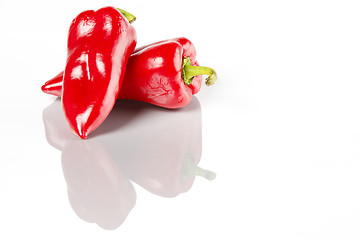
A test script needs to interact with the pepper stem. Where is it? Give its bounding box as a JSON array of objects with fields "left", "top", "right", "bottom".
[
  {"left": 182, "top": 154, "right": 216, "bottom": 181},
  {"left": 182, "top": 57, "right": 217, "bottom": 86},
  {"left": 187, "top": 165, "right": 217, "bottom": 181},
  {"left": 116, "top": 8, "right": 136, "bottom": 23}
]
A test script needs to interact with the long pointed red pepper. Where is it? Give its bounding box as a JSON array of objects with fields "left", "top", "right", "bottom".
[
  {"left": 42, "top": 37, "right": 216, "bottom": 109},
  {"left": 61, "top": 7, "right": 136, "bottom": 139}
]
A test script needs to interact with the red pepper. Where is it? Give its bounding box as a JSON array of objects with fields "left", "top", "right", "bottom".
[
  {"left": 42, "top": 37, "right": 216, "bottom": 109},
  {"left": 61, "top": 7, "right": 136, "bottom": 139}
]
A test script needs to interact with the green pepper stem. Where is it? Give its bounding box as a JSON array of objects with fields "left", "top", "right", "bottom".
[
  {"left": 182, "top": 57, "right": 217, "bottom": 86},
  {"left": 116, "top": 8, "right": 136, "bottom": 23},
  {"left": 187, "top": 165, "right": 217, "bottom": 180},
  {"left": 182, "top": 154, "right": 216, "bottom": 181}
]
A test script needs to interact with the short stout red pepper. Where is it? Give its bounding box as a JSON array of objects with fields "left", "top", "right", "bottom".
[
  {"left": 42, "top": 37, "right": 217, "bottom": 109},
  {"left": 62, "top": 7, "right": 136, "bottom": 139}
]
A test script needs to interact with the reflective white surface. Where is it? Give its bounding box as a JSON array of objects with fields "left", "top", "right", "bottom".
[
  {"left": 1, "top": 0, "right": 360, "bottom": 239},
  {"left": 42, "top": 97, "right": 214, "bottom": 230}
]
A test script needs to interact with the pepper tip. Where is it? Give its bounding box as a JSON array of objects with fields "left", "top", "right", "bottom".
[
  {"left": 41, "top": 84, "right": 48, "bottom": 93},
  {"left": 79, "top": 135, "right": 87, "bottom": 140},
  {"left": 78, "top": 132, "right": 88, "bottom": 140},
  {"left": 75, "top": 128, "right": 88, "bottom": 140}
]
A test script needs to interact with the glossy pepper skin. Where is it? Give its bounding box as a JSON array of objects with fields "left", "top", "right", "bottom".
[
  {"left": 42, "top": 37, "right": 216, "bottom": 109},
  {"left": 62, "top": 7, "right": 136, "bottom": 139}
]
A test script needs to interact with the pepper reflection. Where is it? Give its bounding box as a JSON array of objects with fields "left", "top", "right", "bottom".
[{"left": 42, "top": 97, "right": 215, "bottom": 230}]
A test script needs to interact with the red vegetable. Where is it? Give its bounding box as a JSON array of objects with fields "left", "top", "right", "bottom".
[
  {"left": 42, "top": 37, "right": 217, "bottom": 109},
  {"left": 61, "top": 7, "right": 136, "bottom": 139}
]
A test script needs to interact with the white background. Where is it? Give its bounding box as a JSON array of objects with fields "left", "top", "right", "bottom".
[{"left": 1, "top": 0, "right": 360, "bottom": 239}]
